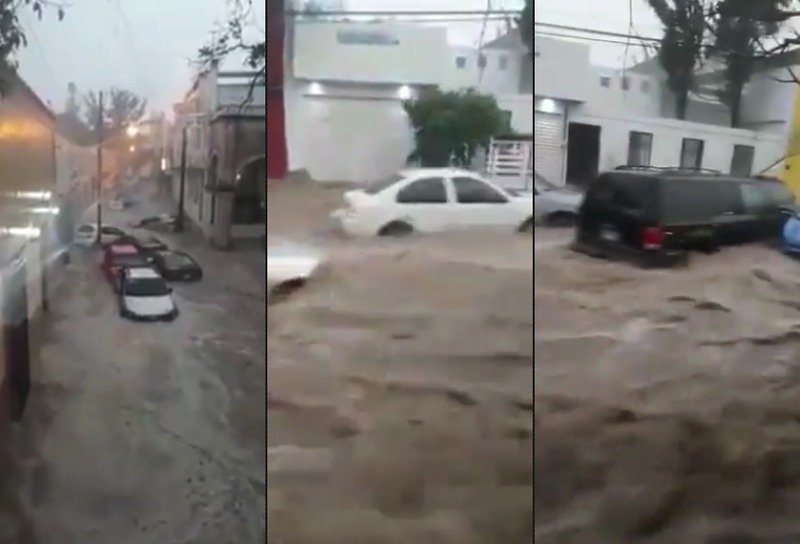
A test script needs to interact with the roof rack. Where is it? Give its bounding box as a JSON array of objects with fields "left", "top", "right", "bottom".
[{"left": 613, "top": 165, "right": 722, "bottom": 175}]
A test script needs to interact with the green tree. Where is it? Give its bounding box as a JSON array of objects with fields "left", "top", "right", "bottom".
[
  {"left": 648, "top": 0, "right": 709, "bottom": 119},
  {"left": 403, "top": 89, "right": 511, "bottom": 168},
  {"left": 82, "top": 88, "right": 147, "bottom": 134},
  {"left": 199, "top": 0, "right": 265, "bottom": 72},
  {"left": 518, "top": 0, "right": 533, "bottom": 57},
  {"left": 710, "top": 0, "right": 790, "bottom": 127}
]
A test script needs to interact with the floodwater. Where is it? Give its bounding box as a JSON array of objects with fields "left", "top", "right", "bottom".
[{"left": 536, "top": 236, "right": 800, "bottom": 543}]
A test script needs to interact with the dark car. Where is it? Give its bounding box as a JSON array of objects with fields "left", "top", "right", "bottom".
[
  {"left": 100, "top": 244, "right": 153, "bottom": 290},
  {"left": 151, "top": 250, "right": 203, "bottom": 281},
  {"left": 572, "top": 168, "right": 796, "bottom": 267},
  {"left": 116, "top": 234, "right": 168, "bottom": 254}
]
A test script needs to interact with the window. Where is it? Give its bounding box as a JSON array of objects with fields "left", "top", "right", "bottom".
[
  {"left": 627, "top": 131, "right": 653, "bottom": 166},
  {"left": 621, "top": 76, "right": 630, "bottom": 91},
  {"left": 477, "top": 54, "right": 487, "bottom": 68},
  {"left": 680, "top": 138, "right": 704, "bottom": 169},
  {"left": 740, "top": 183, "right": 770, "bottom": 213},
  {"left": 641, "top": 80, "right": 650, "bottom": 93},
  {"left": 452, "top": 177, "right": 508, "bottom": 204},
  {"left": 661, "top": 179, "right": 740, "bottom": 223},
  {"left": 498, "top": 55, "right": 508, "bottom": 70},
  {"left": 730, "top": 144, "right": 755, "bottom": 177},
  {"left": 365, "top": 173, "right": 404, "bottom": 195},
  {"left": 763, "top": 181, "right": 795, "bottom": 206},
  {"left": 396, "top": 178, "right": 448, "bottom": 204},
  {"left": 336, "top": 29, "right": 399, "bottom": 46},
  {"left": 500, "top": 109, "right": 512, "bottom": 128},
  {"left": 455, "top": 56, "right": 467, "bottom": 69},
  {"left": 600, "top": 76, "right": 611, "bottom": 88}
]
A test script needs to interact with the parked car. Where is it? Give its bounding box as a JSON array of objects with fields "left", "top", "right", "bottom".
[
  {"left": 100, "top": 244, "right": 152, "bottom": 289},
  {"left": 75, "top": 223, "right": 127, "bottom": 247},
  {"left": 118, "top": 267, "right": 178, "bottom": 321},
  {"left": 117, "top": 234, "right": 168, "bottom": 254},
  {"left": 330, "top": 168, "right": 533, "bottom": 236},
  {"left": 133, "top": 214, "right": 175, "bottom": 230},
  {"left": 573, "top": 167, "right": 796, "bottom": 267},
  {"left": 151, "top": 250, "right": 203, "bottom": 281},
  {"left": 108, "top": 197, "right": 125, "bottom": 211},
  {"left": 267, "top": 241, "right": 320, "bottom": 303},
  {"left": 534, "top": 171, "right": 584, "bottom": 226}
]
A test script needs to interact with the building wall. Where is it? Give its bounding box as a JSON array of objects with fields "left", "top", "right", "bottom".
[
  {"left": 569, "top": 111, "right": 785, "bottom": 175},
  {"left": 284, "top": 79, "right": 414, "bottom": 182},
  {"left": 497, "top": 94, "right": 533, "bottom": 135},
  {"left": 293, "top": 22, "right": 449, "bottom": 85},
  {"left": 534, "top": 36, "right": 592, "bottom": 102}
]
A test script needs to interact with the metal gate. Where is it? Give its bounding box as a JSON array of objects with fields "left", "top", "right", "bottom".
[{"left": 534, "top": 111, "right": 565, "bottom": 185}]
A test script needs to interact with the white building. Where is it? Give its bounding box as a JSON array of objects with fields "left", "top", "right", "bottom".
[{"left": 534, "top": 34, "right": 791, "bottom": 187}]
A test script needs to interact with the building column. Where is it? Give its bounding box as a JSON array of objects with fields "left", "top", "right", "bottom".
[{"left": 210, "top": 191, "right": 233, "bottom": 250}]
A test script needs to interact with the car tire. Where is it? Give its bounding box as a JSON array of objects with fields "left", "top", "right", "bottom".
[
  {"left": 378, "top": 221, "right": 413, "bottom": 237},
  {"left": 545, "top": 212, "right": 576, "bottom": 228}
]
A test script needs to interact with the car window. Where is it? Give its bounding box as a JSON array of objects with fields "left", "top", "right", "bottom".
[
  {"left": 740, "top": 183, "right": 771, "bottom": 213},
  {"left": 364, "top": 173, "right": 404, "bottom": 195},
  {"left": 763, "top": 181, "right": 795, "bottom": 206},
  {"left": 660, "top": 180, "right": 739, "bottom": 223},
  {"left": 78, "top": 225, "right": 94, "bottom": 233},
  {"left": 112, "top": 255, "right": 146, "bottom": 267},
  {"left": 452, "top": 177, "right": 508, "bottom": 204},
  {"left": 396, "top": 177, "right": 448, "bottom": 204},
  {"left": 162, "top": 252, "right": 195, "bottom": 269},
  {"left": 102, "top": 226, "right": 123, "bottom": 235},
  {"left": 124, "top": 278, "right": 170, "bottom": 297}
]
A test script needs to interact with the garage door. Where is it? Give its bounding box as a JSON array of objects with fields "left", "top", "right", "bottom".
[
  {"left": 303, "top": 97, "right": 414, "bottom": 183},
  {"left": 535, "top": 111, "right": 565, "bottom": 185}
]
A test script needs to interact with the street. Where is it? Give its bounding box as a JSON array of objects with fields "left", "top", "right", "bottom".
[{"left": 0, "top": 181, "right": 265, "bottom": 543}]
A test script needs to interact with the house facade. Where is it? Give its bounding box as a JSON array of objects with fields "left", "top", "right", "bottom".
[
  {"left": 169, "top": 65, "right": 265, "bottom": 248},
  {"left": 534, "top": 34, "right": 789, "bottom": 187}
]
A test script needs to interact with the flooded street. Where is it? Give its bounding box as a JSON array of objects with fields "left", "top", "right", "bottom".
[
  {"left": 536, "top": 237, "right": 800, "bottom": 542},
  {"left": 0, "top": 187, "right": 266, "bottom": 543}
]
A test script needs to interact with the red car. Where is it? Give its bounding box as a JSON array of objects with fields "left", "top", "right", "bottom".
[{"left": 100, "top": 244, "right": 151, "bottom": 290}]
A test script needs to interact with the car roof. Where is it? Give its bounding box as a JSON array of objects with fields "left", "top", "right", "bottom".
[
  {"left": 108, "top": 244, "right": 138, "bottom": 254},
  {"left": 126, "top": 267, "right": 160, "bottom": 279},
  {"left": 398, "top": 167, "right": 483, "bottom": 178}
]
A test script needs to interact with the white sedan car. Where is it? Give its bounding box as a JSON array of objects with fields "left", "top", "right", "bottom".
[
  {"left": 74, "top": 223, "right": 127, "bottom": 247},
  {"left": 118, "top": 267, "right": 178, "bottom": 321},
  {"left": 331, "top": 168, "right": 533, "bottom": 237},
  {"left": 267, "top": 242, "right": 321, "bottom": 302},
  {"left": 533, "top": 172, "right": 584, "bottom": 226}
]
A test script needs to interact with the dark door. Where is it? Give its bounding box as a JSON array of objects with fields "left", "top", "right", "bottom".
[
  {"left": 1, "top": 262, "right": 30, "bottom": 422},
  {"left": 566, "top": 123, "right": 601, "bottom": 188}
]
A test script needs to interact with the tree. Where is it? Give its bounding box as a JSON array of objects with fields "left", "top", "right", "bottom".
[
  {"left": 0, "top": 0, "right": 65, "bottom": 94},
  {"left": 198, "top": 0, "right": 265, "bottom": 73},
  {"left": 403, "top": 89, "right": 511, "bottom": 168},
  {"left": 709, "top": 0, "right": 790, "bottom": 127},
  {"left": 82, "top": 88, "right": 147, "bottom": 134},
  {"left": 64, "top": 82, "right": 81, "bottom": 119},
  {"left": 518, "top": 0, "right": 533, "bottom": 57},
  {"left": 648, "top": 0, "right": 709, "bottom": 119}
]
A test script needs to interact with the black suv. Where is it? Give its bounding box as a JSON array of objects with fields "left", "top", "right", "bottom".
[{"left": 572, "top": 167, "right": 796, "bottom": 267}]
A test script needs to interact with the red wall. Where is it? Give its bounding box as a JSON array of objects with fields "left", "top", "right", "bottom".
[{"left": 266, "top": 0, "right": 287, "bottom": 179}]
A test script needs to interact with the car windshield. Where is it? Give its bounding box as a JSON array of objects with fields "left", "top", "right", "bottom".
[
  {"left": 162, "top": 252, "right": 194, "bottom": 269},
  {"left": 124, "top": 278, "right": 170, "bottom": 297},
  {"left": 364, "top": 173, "right": 404, "bottom": 195}
]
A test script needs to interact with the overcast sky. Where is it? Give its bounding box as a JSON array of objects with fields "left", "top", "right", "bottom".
[{"left": 15, "top": 0, "right": 265, "bottom": 115}]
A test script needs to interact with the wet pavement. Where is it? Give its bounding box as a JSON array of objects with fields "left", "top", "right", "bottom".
[{"left": 0, "top": 181, "right": 265, "bottom": 543}]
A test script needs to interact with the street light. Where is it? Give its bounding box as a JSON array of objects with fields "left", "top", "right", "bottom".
[
  {"left": 126, "top": 125, "right": 138, "bottom": 138},
  {"left": 129, "top": 145, "right": 136, "bottom": 153}
]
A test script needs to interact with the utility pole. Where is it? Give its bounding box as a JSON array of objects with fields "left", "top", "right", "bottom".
[
  {"left": 175, "top": 124, "right": 187, "bottom": 233},
  {"left": 95, "top": 91, "right": 104, "bottom": 245}
]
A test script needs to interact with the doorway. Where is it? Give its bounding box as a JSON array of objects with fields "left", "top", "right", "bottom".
[{"left": 566, "top": 123, "right": 601, "bottom": 188}]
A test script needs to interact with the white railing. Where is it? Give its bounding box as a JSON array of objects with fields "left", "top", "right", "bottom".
[{"left": 486, "top": 138, "right": 533, "bottom": 190}]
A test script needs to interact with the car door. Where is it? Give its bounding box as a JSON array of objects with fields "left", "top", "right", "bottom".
[
  {"left": 392, "top": 177, "right": 452, "bottom": 232},
  {"left": 450, "top": 176, "right": 512, "bottom": 230}
]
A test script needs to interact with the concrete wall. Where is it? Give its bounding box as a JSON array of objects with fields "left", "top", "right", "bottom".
[
  {"left": 569, "top": 110, "right": 786, "bottom": 175},
  {"left": 497, "top": 94, "right": 534, "bottom": 135},
  {"left": 293, "top": 22, "right": 449, "bottom": 85},
  {"left": 534, "top": 36, "right": 593, "bottom": 102}
]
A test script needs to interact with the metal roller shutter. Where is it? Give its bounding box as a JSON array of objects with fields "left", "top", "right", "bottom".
[{"left": 534, "top": 111, "right": 565, "bottom": 185}]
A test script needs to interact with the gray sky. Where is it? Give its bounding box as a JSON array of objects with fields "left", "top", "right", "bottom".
[
  {"left": 536, "top": 0, "right": 663, "bottom": 67},
  {"left": 15, "top": 0, "right": 265, "bottom": 115}
]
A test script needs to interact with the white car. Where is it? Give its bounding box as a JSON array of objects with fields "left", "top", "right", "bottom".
[
  {"left": 108, "top": 197, "right": 124, "bottom": 211},
  {"left": 331, "top": 168, "right": 533, "bottom": 236},
  {"left": 533, "top": 172, "right": 584, "bottom": 226},
  {"left": 74, "top": 223, "right": 127, "bottom": 247},
  {"left": 267, "top": 242, "right": 320, "bottom": 302},
  {"left": 118, "top": 267, "right": 178, "bottom": 321}
]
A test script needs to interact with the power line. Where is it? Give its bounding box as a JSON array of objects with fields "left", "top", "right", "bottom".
[
  {"left": 287, "top": 9, "right": 521, "bottom": 17},
  {"left": 536, "top": 22, "right": 660, "bottom": 43},
  {"left": 536, "top": 31, "right": 654, "bottom": 48}
]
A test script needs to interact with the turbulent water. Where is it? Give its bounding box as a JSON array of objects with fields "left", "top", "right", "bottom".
[{"left": 536, "top": 241, "right": 800, "bottom": 543}]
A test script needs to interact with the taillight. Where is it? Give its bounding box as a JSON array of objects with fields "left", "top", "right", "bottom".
[{"left": 641, "top": 227, "right": 665, "bottom": 250}]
